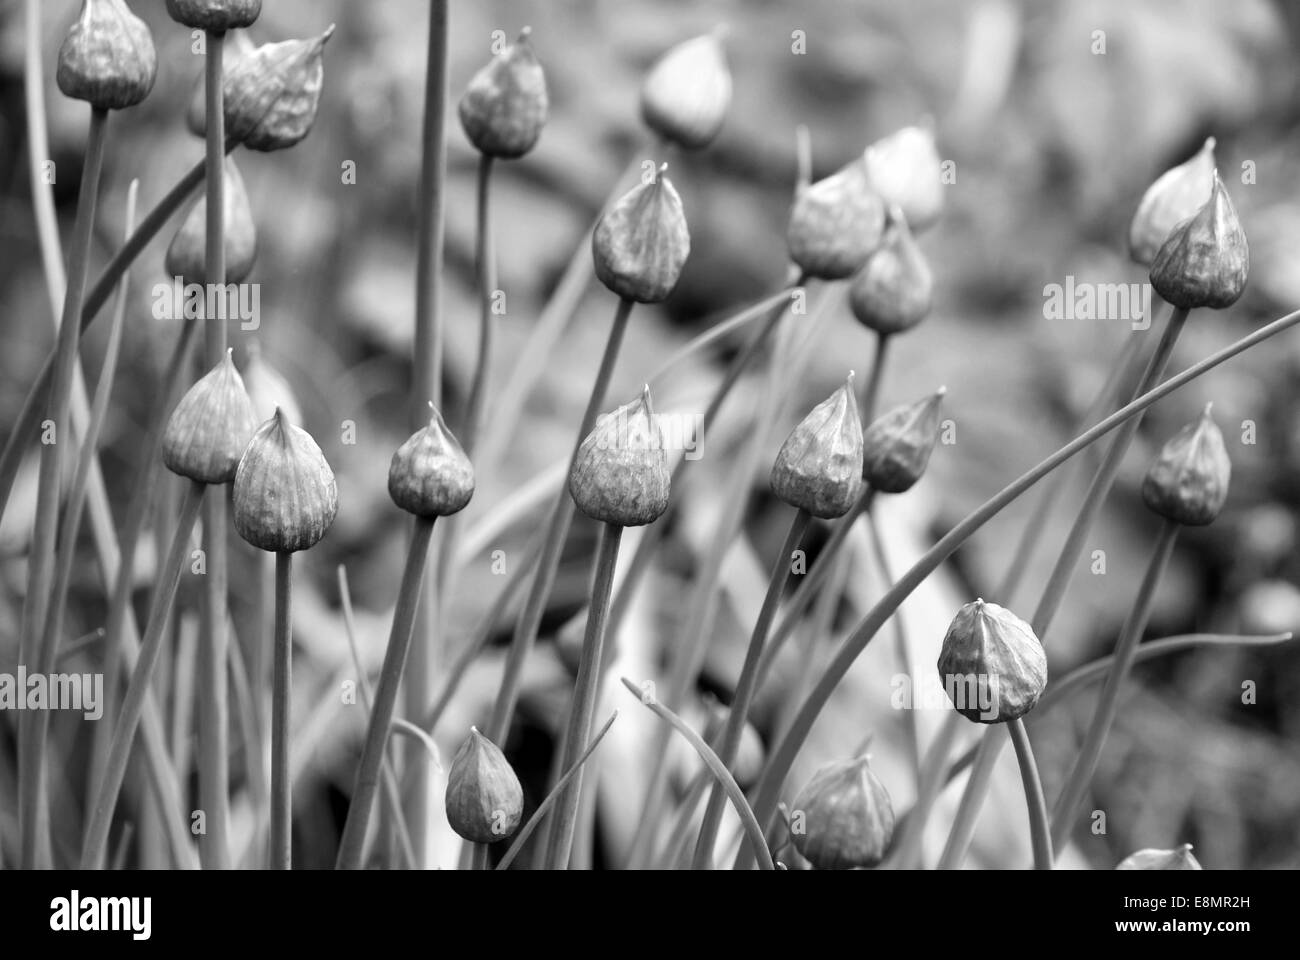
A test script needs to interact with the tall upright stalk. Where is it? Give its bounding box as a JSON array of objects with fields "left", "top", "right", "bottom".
[{"left": 271, "top": 552, "right": 294, "bottom": 868}]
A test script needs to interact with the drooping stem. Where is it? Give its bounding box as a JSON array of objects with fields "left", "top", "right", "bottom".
[
  {"left": 271, "top": 551, "right": 293, "bottom": 869},
  {"left": 1008, "top": 718, "right": 1053, "bottom": 870}
]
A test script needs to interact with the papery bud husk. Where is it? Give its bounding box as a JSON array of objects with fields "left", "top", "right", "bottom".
[
  {"left": 445, "top": 728, "right": 524, "bottom": 843},
  {"left": 186, "top": 28, "right": 257, "bottom": 137},
  {"left": 1116, "top": 844, "right": 1202, "bottom": 870},
  {"left": 223, "top": 26, "right": 334, "bottom": 152},
  {"left": 1142, "top": 404, "right": 1230, "bottom": 526},
  {"left": 771, "top": 373, "right": 864, "bottom": 519},
  {"left": 863, "top": 125, "right": 944, "bottom": 233},
  {"left": 787, "top": 157, "right": 886, "bottom": 280},
  {"left": 56, "top": 0, "right": 158, "bottom": 111},
  {"left": 233, "top": 408, "right": 338, "bottom": 552},
  {"left": 593, "top": 170, "right": 690, "bottom": 303},
  {"left": 1149, "top": 172, "right": 1248, "bottom": 310},
  {"left": 570, "top": 386, "right": 670, "bottom": 526},
  {"left": 164, "top": 157, "right": 257, "bottom": 284},
  {"left": 166, "top": 0, "right": 260, "bottom": 31},
  {"left": 848, "top": 210, "right": 934, "bottom": 335},
  {"left": 162, "top": 348, "right": 257, "bottom": 484},
  {"left": 861, "top": 388, "right": 944, "bottom": 493},
  {"left": 459, "top": 28, "right": 549, "bottom": 159},
  {"left": 241, "top": 341, "right": 301, "bottom": 426},
  {"left": 936, "top": 599, "right": 1047, "bottom": 724},
  {"left": 639, "top": 29, "right": 732, "bottom": 150},
  {"left": 388, "top": 404, "right": 475, "bottom": 519},
  {"left": 791, "top": 755, "right": 894, "bottom": 869},
  {"left": 1128, "top": 137, "right": 1216, "bottom": 266}
]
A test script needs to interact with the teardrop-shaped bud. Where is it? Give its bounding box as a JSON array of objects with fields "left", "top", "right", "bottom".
[
  {"left": 1128, "top": 137, "right": 1216, "bottom": 266},
  {"left": 790, "top": 755, "right": 895, "bottom": 869},
  {"left": 1149, "top": 172, "right": 1249, "bottom": 310},
  {"left": 570, "top": 386, "right": 670, "bottom": 527},
  {"left": 165, "top": 0, "right": 260, "bottom": 31},
  {"left": 1142, "top": 404, "right": 1230, "bottom": 526},
  {"left": 771, "top": 373, "right": 864, "bottom": 519},
  {"left": 241, "top": 341, "right": 301, "bottom": 426},
  {"left": 863, "top": 125, "right": 944, "bottom": 233},
  {"left": 223, "top": 26, "right": 334, "bottom": 152},
  {"left": 861, "top": 388, "right": 945, "bottom": 493},
  {"left": 186, "top": 28, "right": 257, "bottom": 137},
  {"left": 787, "top": 157, "right": 886, "bottom": 280},
  {"left": 1116, "top": 844, "right": 1202, "bottom": 870},
  {"left": 164, "top": 157, "right": 257, "bottom": 284},
  {"left": 639, "top": 28, "right": 732, "bottom": 150},
  {"left": 56, "top": 0, "right": 158, "bottom": 111},
  {"left": 848, "top": 210, "right": 934, "bottom": 335},
  {"left": 458, "top": 27, "right": 548, "bottom": 159},
  {"left": 163, "top": 348, "right": 257, "bottom": 484},
  {"left": 592, "top": 167, "right": 690, "bottom": 303},
  {"left": 445, "top": 727, "right": 524, "bottom": 843},
  {"left": 936, "top": 599, "right": 1047, "bottom": 724},
  {"left": 387, "top": 403, "right": 475, "bottom": 519},
  {"left": 233, "top": 409, "right": 338, "bottom": 552}
]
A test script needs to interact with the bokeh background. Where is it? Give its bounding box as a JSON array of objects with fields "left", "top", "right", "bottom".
[{"left": 1, "top": 0, "right": 1298, "bottom": 868}]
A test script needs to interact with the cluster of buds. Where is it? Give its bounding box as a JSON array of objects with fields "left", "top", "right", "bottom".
[
  {"left": 790, "top": 754, "right": 895, "bottom": 869},
  {"left": 459, "top": 28, "right": 549, "bottom": 159},
  {"left": 569, "top": 386, "right": 671, "bottom": 527},
  {"left": 936, "top": 599, "right": 1048, "bottom": 724},
  {"left": 445, "top": 728, "right": 524, "bottom": 843}
]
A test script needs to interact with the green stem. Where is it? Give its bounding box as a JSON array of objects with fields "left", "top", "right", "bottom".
[
  {"left": 464, "top": 152, "right": 496, "bottom": 453},
  {"left": 1008, "top": 718, "right": 1053, "bottom": 870},
  {"left": 271, "top": 551, "right": 293, "bottom": 869},
  {"left": 863, "top": 332, "right": 890, "bottom": 424}
]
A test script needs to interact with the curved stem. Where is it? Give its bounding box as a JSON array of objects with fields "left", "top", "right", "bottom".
[
  {"left": 271, "top": 551, "right": 293, "bottom": 869},
  {"left": 1008, "top": 718, "right": 1053, "bottom": 870}
]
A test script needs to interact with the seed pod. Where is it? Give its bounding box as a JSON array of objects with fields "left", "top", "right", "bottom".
[
  {"left": 162, "top": 348, "right": 257, "bottom": 484},
  {"left": 1149, "top": 172, "right": 1248, "bottom": 310},
  {"left": 241, "top": 341, "right": 301, "bottom": 426},
  {"left": 787, "top": 157, "right": 886, "bottom": 280},
  {"left": 1116, "top": 844, "right": 1202, "bottom": 870},
  {"left": 56, "top": 0, "right": 158, "bottom": 111},
  {"left": 388, "top": 404, "right": 474, "bottom": 519},
  {"left": 223, "top": 25, "right": 334, "bottom": 152},
  {"left": 848, "top": 209, "right": 934, "bottom": 335},
  {"left": 165, "top": 0, "right": 260, "bottom": 31},
  {"left": 771, "top": 373, "right": 864, "bottom": 519},
  {"left": 937, "top": 599, "right": 1047, "bottom": 724},
  {"left": 233, "top": 408, "right": 338, "bottom": 553},
  {"left": 445, "top": 727, "right": 524, "bottom": 843},
  {"left": 703, "top": 706, "right": 766, "bottom": 790},
  {"left": 639, "top": 28, "right": 732, "bottom": 150},
  {"left": 593, "top": 167, "right": 690, "bottom": 303},
  {"left": 790, "top": 755, "right": 894, "bottom": 870},
  {"left": 570, "top": 385, "right": 670, "bottom": 527},
  {"left": 186, "top": 28, "right": 257, "bottom": 137},
  {"left": 861, "top": 388, "right": 945, "bottom": 493},
  {"left": 1142, "top": 404, "right": 1230, "bottom": 526},
  {"left": 458, "top": 27, "right": 548, "bottom": 159},
  {"left": 1128, "top": 137, "right": 1216, "bottom": 266},
  {"left": 863, "top": 124, "right": 944, "bottom": 233},
  {"left": 164, "top": 157, "right": 257, "bottom": 284}
]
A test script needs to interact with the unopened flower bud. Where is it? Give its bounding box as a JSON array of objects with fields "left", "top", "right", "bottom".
[
  {"left": 162, "top": 348, "right": 257, "bottom": 484},
  {"left": 241, "top": 341, "right": 301, "bottom": 426},
  {"left": 165, "top": 0, "right": 260, "bottom": 31},
  {"left": 388, "top": 403, "right": 475, "bottom": 519},
  {"left": 233, "top": 408, "right": 338, "bottom": 552},
  {"left": 1128, "top": 137, "right": 1216, "bottom": 266},
  {"left": 593, "top": 168, "right": 690, "bottom": 303},
  {"left": 1116, "top": 844, "right": 1202, "bottom": 870},
  {"left": 787, "top": 157, "right": 886, "bottom": 280},
  {"left": 164, "top": 157, "right": 257, "bottom": 284},
  {"left": 186, "top": 28, "right": 256, "bottom": 137},
  {"left": 56, "top": 0, "right": 158, "bottom": 111},
  {"left": 937, "top": 599, "right": 1047, "bottom": 724},
  {"left": 848, "top": 209, "right": 933, "bottom": 335},
  {"left": 570, "top": 386, "right": 670, "bottom": 527},
  {"left": 771, "top": 373, "right": 864, "bottom": 519},
  {"left": 791, "top": 755, "right": 894, "bottom": 869},
  {"left": 1142, "top": 404, "right": 1230, "bottom": 526},
  {"left": 445, "top": 728, "right": 524, "bottom": 843},
  {"left": 863, "top": 125, "right": 944, "bottom": 233},
  {"left": 861, "top": 388, "right": 944, "bottom": 493},
  {"left": 223, "top": 26, "right": 334, "bottom": 152},
  {"left": 458, "top": 27, "right": 548, "bottom": 159},
  {"left": 1149, "top": 172, "right": 1248, "bottom": 310},
  {"left": 639, "top": 28, "right": 732, "bottom": 150}
]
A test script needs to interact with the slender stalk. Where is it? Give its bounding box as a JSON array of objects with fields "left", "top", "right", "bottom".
[
  {"left": 271, "top": 551, "right": 293, "bottom": 869},
  {"left": 485, "top": 298, "right": 634, "bottom": 744},
  {"left": 464, "top": 153, "right": 496, "bottom": 453},
  {"left": 865, "top": 507, "right": 919, "bottom": 778},
  {"left": 1050, "top": 518, "right": 1179, "bottom": 849},
  {"left": 546, "top": 524, "right": 623, "bottom": 868},
  {"left": 82, "top": 481, "right": 204, "bottom": 869},
  {"left": 862, "top": 332, "right": 890, "bottom": 423},
  {"left": 1008, "top": 718, "right": 1052, "bottom": 870},
  {"left": 657, "top": 769, "right": 712, "bottom": 869},
  {"left": 692, "top": 508, "right": 810, "bottom": 868},
  {"left": 337, "top": 516, "right": 437, "bottom": 870}
]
